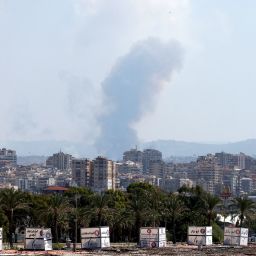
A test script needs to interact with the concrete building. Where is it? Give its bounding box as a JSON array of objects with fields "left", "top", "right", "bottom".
[
  {"left": 46, "top": 151, "right": 72, "bottom": 170},
  {"left": 0, "top": 148, "right": 17, "bottom": 167},
  {"left": 92, "top": 156, "right": 116, "bottom": 193},
  {"left": 148, "top": 160, "right": 165, "bottom": 178},
  {"left": 223, "top": 169, "right": 240, "bottom": 197},
  {"left": 238, "top": 153, "right": 246, "bottom": 170},
  {"left": 196, "top": 154, "right": 222, "bottom": 194},
  {"left": 116, "top": 161, "right": 142, "bottom": 174},
  {"left": 240, "top": 177, "right": 253, "bottom": 195},
  {"left": 215, "top": 152, "right": 238, "bottom": 169},
  {"left": 72, "top": 158, "right": 93, "bottom": 187},
  {"left": 142, "top": 149, "right": 162, "bottom": 173},
  {"left": 123, "top": 148, "right": 143, "bottom": 165}
]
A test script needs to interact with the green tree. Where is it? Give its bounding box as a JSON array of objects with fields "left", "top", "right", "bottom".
[
  {"left": 164, "top": 194, "right": 187, "bottom": 243},
  {"left": 127, "top": 183, "right": 157, "bottom": 242},
  {"left": 0, "top": 188, "right": 29, "bottom": 247},
  {"left": 86, "top": 193, "right": 112, "bottom": 226},
  {"left": 40, "top": 194, "right": 71, "bottom": 242},
  {"left": 232, "top": 197, "right": 256, "bottom": 227},
  {"left": 201, "top": 193, "right": 221, "bottom": 226}
]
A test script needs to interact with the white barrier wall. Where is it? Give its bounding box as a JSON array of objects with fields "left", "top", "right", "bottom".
[
  {"left": 81, "top": 227, "right": 110, "bottom": 249},
  {"left": 188, "top": 226, "right": 212, "bottom": 245},
  {"left": 25, "top": 228, "right": 52, "bottom": 250},
  {"left": 0, "top": 228, "right": 2, "bottom": 251},
  {"left": 140, "top": 227, "right": 166, "bottom": 248},
  {"left": 224, "top": 227, "right": 248, "bottom": 246}
]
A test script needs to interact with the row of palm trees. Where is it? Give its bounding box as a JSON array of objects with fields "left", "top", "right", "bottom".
[{"left": 0, "top": 183, "right": 255, "bottom": 248}]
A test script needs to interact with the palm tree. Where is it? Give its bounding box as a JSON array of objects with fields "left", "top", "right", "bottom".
[
  {"left": 86, "top": 193, "right": 111, "bottom": 226},
  {"left": 40, "top": 194, "right": 71, "bottom": 242},
  {"left": 201, "top": 193, "right": 221, "bottom": 226},
  {"left": 0, "top": 188, "right": 29, "bottom": 247},
  {"left": 127, "top": 183, "right": 153, "bottom": 242},
  {"left": 232, "top": 197, "right": 256, "bottom": 227},
  {"left": 164, "top": 194, "right": 187, "bottom": 244}
]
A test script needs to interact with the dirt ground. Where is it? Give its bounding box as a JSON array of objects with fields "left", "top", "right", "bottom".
[{"left": 2, "top": 245, "right": 256, "bottom": 256}]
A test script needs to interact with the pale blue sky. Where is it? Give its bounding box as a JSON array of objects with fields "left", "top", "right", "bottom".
[{"left": 0, "top": 0, "right": 256, "bottom": 147}]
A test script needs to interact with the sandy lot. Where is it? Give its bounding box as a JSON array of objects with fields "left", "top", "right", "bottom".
[{"left": 1, "top": 245, "right": 256, "bottom": 256}]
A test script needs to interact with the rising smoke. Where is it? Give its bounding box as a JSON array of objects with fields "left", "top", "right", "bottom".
[{"left": 96, "top": 38, "right": 184, "bottom": 159}]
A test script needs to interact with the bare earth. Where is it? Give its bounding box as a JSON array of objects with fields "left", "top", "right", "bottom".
[{"left": 2, "top": 244, "right": 256, "bottom": 256}]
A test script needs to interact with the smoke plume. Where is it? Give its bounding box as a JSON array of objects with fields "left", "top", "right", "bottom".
[{"left": 96, "top": 38, "right": 184, "bottom": 159}]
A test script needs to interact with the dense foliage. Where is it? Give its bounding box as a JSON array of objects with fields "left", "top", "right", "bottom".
[{"left": 0, "top": 184, "right": 255, "bottom": 247}]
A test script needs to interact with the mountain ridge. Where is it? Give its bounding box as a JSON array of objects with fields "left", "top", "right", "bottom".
[{"left": 1, "top": 139, "right": 256, "bottom": 159}]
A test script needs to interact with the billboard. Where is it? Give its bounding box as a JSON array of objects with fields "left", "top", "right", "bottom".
[
  {"left": 81, "top": 237, "right": 110, "bottom": 248},
  {"left": 139, "top": 227, "right": 166, "bottom": 248},
  {"left": 188, "top": 226, "right": 212, "bottom": 245},
  {"left": 0, "top": 228, "right": 2, "bottom": 251},
  {"left": 81, "top": 227, "right": 110, "bottom": 249},
  {"left": 224, "top": 227, "right": 248, "bottom": 246},
  {"left": 25, "top": 228, "right": 52, "bottom": 250},
  {"left": 188, "top": 235, "right": 212, "bottom": 245}
]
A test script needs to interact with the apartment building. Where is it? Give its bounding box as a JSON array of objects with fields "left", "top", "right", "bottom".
[
  {"left": 123, "top": 148, "right": 143, "bottom": 165},
  {"left": 92, "top": 156, "right": 116, "bottom": 193},
  {"left": 72, "top": 158, "right": 93, "bottom": 187},
  {"left": 142, "top": 149, "right": 162, "bottom": 173},
  {"left": 46, "top": 151, "right": 72, "bottom": 170},
  {"left": 0, "top": 148, "right": 17, "bottom": 167}
]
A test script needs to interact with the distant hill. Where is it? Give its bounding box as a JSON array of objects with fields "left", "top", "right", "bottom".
[
  {"left": 143, "top": 139, "right": 256, "bottom": 157},
  {"left": 1, "top": 139, "right": 256, "bottom": 160},
  {"left": 17, "top": 156, "right": 48, "bottom": 166}
]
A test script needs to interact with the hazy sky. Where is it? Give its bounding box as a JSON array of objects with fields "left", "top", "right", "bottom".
[{"left": 1, "top": 0, "right": 256, "bottom": 147}]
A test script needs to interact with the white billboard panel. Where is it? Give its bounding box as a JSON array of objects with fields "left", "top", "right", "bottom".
[
  {"left": 140, "top": 240, "right": 166, "bottom": 248},
  {"left": 81, "top": 227, "right": 110, "bottom": 239},
  {"left": 140, "top": 234, "right": 158, "bottom": 240},
  {"left": 241, "top": 228, "right": 249, "bottom": 237},
  {"left": 140, "top": 227, "right": 166, "bottom": 235},
  {"left": 81, "top": 237, "right": 110, "bottom": 248},
  {"left": 139, "top": 227, "right": 166, "bottom": 248},
  {"left": 25, "top": 228, "right": 44, "bottom": 239},
  {"left": 188, "top": 235, "right": 212, "bottom": 245},
  {"left": 224, "top": 227, "right": 248, "bottom": 246},
  {"left": 224, "top": 227, "right": 241, "bottom": 236},
  {"left": 240, "top": 236, "right": 248, "bottom": 246},
  {"left": 25, "top": 239, "right": 45, "bottom": 250},
  {"left": 81, "top": 228, "right": 101, "bottom": 238},
  {"left": 0, "top": 228, "right": 2, "bottom": 251},
  {"left": 188, "top": 226, "right": 212, "bottom": 236},
  {"left": 25, "top": 228, "right": 52, "bottom": 250},
  {"left": 100, "top": 227, "right": 110, "bottom": 238},
  {"left": 224, "top": 234, "right": 248, "bottom": 246}
]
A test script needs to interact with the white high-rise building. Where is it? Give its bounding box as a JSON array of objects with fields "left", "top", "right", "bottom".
[{"left": 92, "top": 156, "right": 116, "bottom": 193}]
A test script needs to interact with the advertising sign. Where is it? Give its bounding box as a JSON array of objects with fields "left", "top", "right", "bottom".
[
  {"left": 81, "top": 237, "right": 110, "bottom": 248},
  {"left": 0, "top": 228, "right": 2, "bottom": 251},
  {"left": 139, "top": 227, "right": 166, "bottom": 248},
  {"left": 224, "top": 227, "right": 248, "bottom": 246},
  {"left": 25, "top": 228, "right": 52, "bottom": 250},
  {"left": 188, "top": 235, "right": 212, "bottom": 245},
  {"left": 188, "top": 226, "right": 212, "bottom": 236},
  {"left": 81, "top": 227, "right": 110, "bottom": 249}
]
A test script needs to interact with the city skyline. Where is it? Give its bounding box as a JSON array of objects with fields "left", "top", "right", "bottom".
[{"left": 1, "top": 1, "right": 256, "bottom": 157}]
